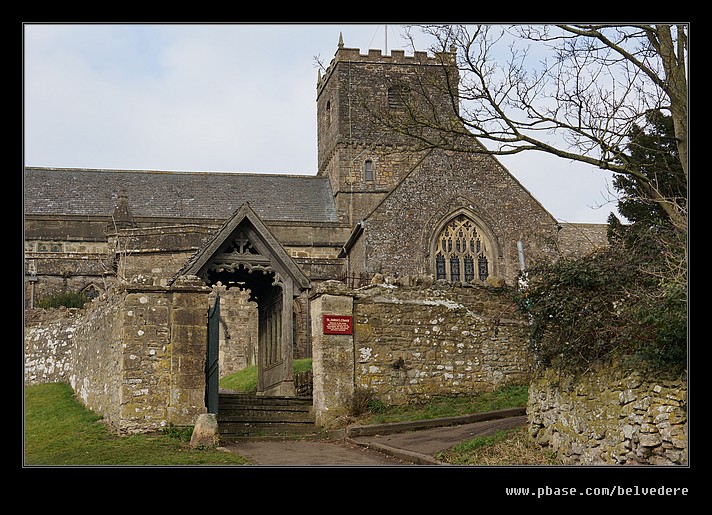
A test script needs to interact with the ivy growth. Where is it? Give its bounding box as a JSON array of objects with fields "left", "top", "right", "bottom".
[
  {"left": 514, "top": 227, "right": 686, "bottom": 374},
  {"left": 514, "top": 111, "right": 687, "bottom": 374},
  {"left": 36, "top": 291, "right": 90, "bottom": 309}
]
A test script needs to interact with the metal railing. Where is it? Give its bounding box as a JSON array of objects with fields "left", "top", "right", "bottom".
[{"left": 339, "top": 271, "right": 372, "bottom": 289}]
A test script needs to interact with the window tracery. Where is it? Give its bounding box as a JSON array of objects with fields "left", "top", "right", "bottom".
[
  {"left": 434, "top": 214, "right": 490, "bottom": 283},
  {"left": 81, "top": 283, "right": 103, "bottom": 300}
]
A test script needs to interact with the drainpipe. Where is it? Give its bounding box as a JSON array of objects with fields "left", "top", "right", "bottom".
[{"left": 28, "top": 271, "right": 38, "bottom": 309}]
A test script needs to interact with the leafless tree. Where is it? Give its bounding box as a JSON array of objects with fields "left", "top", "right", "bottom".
[{"left": 388, "top": 24, "right": 687, "bottom": 232}]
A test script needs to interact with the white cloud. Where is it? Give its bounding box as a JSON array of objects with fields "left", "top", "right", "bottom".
[
  {"left": 23, "top": 23, "right": 617, "bottom": 223},
  {"left": 498, "top": 152, "right": 619, "bottom": 224}
]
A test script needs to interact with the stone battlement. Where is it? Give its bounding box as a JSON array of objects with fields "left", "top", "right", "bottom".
[{"left": 317, "top": 40, "right": 455, "bottom": 94}]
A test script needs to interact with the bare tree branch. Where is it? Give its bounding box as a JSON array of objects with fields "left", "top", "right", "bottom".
[{"left": 376, "top": 24, "right": 688, "bottom": 232}]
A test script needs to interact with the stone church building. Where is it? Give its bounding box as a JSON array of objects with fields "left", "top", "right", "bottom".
[{"left": 24, "top": 36, "right": 607, "bottom": 430}]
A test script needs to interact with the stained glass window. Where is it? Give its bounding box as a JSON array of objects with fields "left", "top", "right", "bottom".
[
  {"left": 433, "top": 214, "right": 490, "bottom": 283},
  {"left": 478, "top": 256, "right": 489, "bottom": 282},
  {"left": 450, "top": 255, "right": 460, "bottom": 282},
  {"left": 436, "top": 253, "right": 446, "bottom": 280},
  {"left": 464, "top": 255, "right": 475, "bottom": 282}
]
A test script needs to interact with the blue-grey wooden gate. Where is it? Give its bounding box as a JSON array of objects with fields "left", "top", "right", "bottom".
[{"left": 206, "top": 293, "right": 220, "bottom": 414}]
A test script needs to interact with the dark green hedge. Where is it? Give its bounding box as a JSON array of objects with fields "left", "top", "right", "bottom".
[{"left": 514, "top": 229, "right": 686, "bottom": 374}]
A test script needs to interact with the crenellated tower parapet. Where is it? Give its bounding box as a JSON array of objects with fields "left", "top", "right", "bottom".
[
  {"left": 316, "top": 33, "right": 456, "bottom": 97},
  {"left": 316, "top": 33, "right": 458, "bottom": 225}
]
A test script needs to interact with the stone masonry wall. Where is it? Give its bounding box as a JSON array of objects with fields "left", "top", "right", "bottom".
[
  {"left": 557, "top": 223, "right": 609, "bottom": 258},
  {"left": 310, "top": 286, "right": 355, "bottom": 428},
  {"left": 360, "top": 149, "right": 560, "bottom": 286},
  {"left": 210, "top": 285, "right": 258, "bottom": 375},
  {"left": 25, "top": 278, "right": 211, "bottom": 434},
  {"left": 25, "top": 293, "right": 124, "bottom": 429},
  {"left": 353, "top": 281, "right": 532, "bottom": 405},
  {"left": 119, "top": 288, "right": 174, "bottom": 433},
  {"left": 528, "top": 363, "right": 688, "bottom": 465}
]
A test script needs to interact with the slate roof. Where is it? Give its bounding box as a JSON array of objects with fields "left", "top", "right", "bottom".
[{"left": 23, "top": 167, "right": 338, "bottom": 223}]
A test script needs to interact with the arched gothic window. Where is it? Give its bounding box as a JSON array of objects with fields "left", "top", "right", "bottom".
[
  {"left": 81, "top": 283, "right": 103, "bottom": 300},
  {"left": 434, "top": 214, "right": 490, "bottom": 283}
]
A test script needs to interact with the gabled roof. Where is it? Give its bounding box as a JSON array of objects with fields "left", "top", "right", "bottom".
[
  {"left": 173, "top": 202, "right": 310, "bottom": 292},
  {"left": 24, "top": 167, "right": 338, "bottom": 223}
]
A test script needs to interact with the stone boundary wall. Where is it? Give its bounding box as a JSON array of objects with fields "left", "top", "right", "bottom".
[
  {"left": 25, "top": 294, "right": 124, "bottom": 428},
  {"left": 25, "top": 277, "right": 211, "bottom": 435},
  {"left": 528, "top": 364, "right": 687, "bottom": 465},
  {"left": 352, "top": 281, "right": 532, "bottom": 405}
]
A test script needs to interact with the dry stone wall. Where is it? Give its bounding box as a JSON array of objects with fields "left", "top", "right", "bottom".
[{"left": 528, "top": 363, "right": 687, "bottom": 465}]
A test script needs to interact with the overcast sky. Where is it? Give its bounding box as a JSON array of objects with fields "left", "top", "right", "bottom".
[{"left": 23, "top": 23, "right": 618, "bottom": 224}]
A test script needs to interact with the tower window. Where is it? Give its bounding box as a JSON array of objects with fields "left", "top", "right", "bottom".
[
  {"left": 388, "top": 85, "right": 408, "bottom": 110},
  {"left": 364, "top": 160, "right": 374, "bottom": 181}
]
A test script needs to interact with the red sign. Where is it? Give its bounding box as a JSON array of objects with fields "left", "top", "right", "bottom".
[{"left": 323, "top": 315, "right": 353, "bottom": 335}]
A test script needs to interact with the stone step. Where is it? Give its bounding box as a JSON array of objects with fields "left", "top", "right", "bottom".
[
  {"left": 218, "top": 393, "right": 312, "bottom": 407},
  {"left": 218, "top": 421, "right": 320, "bottom": 439},
  {"left": 216, "top": 392, "right": 316, "bottom": 440},
  {"left": 218, "top": 407, "right": 313, "bottom": 423}
]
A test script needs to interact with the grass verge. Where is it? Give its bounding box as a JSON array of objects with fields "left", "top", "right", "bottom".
[
  {"left": 25, "top": 376, "right": 556, "bottom": 466},
  {"left": 24, "top": 383, "right": 249, "bottom": 466},
  {"left": 353, "top": 384, "right": 529, "bottom": 425},
  {"left": 436, "top": 426, "right": 559, "bottom": 465},
  {"left": 219, "top": 358, "right": 312, "bottom": 392}
]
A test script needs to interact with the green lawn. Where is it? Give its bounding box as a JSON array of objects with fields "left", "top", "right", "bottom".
[
  {"left": 23, "top": 383, "right": 249, "bottom": 466},
  {"left": 219, "top": 358, "right": 312, "bottom": 392},
  {"left": 24, "top": 370, "right": 552, "bottom": 466}
]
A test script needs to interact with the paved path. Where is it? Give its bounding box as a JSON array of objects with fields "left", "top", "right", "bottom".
[
  {"left": 220, "top": 409, "right": 527, "bottom": 466},
  {"left": 222, "top": 438, "right": 413, "bottom": 466},
  {"left": 349, "top": 415, "right": 527, "bottom": 464}
]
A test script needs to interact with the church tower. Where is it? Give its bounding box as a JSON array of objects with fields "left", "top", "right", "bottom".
[{"left": 316, "top": 33, "right": 458, "bottom": 226}]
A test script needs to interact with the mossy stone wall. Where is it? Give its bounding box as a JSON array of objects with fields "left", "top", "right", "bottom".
[{"left": 528, "top": 363, "right": 687, "bottom": 465}]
